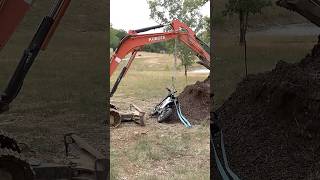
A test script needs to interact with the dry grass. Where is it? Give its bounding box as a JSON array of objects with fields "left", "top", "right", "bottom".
[{"left": 0, "top": 28, "right": 107, "bottom": 161}]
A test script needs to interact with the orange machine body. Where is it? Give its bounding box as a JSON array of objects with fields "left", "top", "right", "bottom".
[{"left": 0, "top": 0, "right": 32, "bottom": 49}]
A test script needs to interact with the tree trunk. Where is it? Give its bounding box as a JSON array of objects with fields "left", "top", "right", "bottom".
[
  {"left": 244, "top": 12, "right": 249, "bottom": 76},
  {"left": 239, "top": 10, "right": 246, "bottom": 45},
  {"left": 184, "top": 65, "right": 188, "bottom": 83},
  {"left": 245, "top": 12, "right": 249, "bottom": 35}
]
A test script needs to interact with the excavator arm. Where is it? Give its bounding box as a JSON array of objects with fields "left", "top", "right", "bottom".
[
  {"left": 110, "top": 19, "right": 210, "bottom": 96},
  {"left": 0, "top": 0, "right": 71, "bottom": 113},
  {"left": 110, "top": 19, "right": 210, "bottom": 76}
]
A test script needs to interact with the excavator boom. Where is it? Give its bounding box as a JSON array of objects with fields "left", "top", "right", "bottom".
[
  {"left": 0, "top": 0, "right": 71, "bottom": 113},
  {"left": 0, "top": 0, "right": 32, "bottom": 49},
  {"left": 110, "top": 19, "right": 210, "bottom": 96}
]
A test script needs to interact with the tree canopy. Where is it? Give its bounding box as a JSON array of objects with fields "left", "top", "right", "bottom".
[
  {"left": 147, "top": 0, "right": 210, "bottom": 77},
  {"left": 224, "top": 0, "right": 272, "bottom": 16},
  {"left": 148, "top": 0, "right": 209, "bottom": 33},
  {"left": 110, "top": 25, "right": 126, "bottom": 50},
  {"left": 223, "top": 0, "right": 272, "bottom": 44}
]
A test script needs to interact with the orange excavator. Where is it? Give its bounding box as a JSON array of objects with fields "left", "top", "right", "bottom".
[
  {"left": 0, "top": 1, "right": 107, "bottom": 179},
  {"left": 109, "top": 19, "right": 211, "bottom": 127}
]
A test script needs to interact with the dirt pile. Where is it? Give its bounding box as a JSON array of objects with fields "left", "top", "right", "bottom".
[
  {"left": 215, "top": 36, "right": 320, "bottom": 179},
  {"left": 169, "top": 77, "right": 210, "bottom": 124}
]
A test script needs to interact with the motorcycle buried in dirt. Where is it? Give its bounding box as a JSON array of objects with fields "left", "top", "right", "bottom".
[
  {"left": 150, "top": 88, "right": 192, "bottom": 128},
  {"left": 150, "top": 88, "right": 176, "bottom": 123}
]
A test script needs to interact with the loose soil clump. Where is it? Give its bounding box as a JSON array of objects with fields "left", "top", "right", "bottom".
[
  {"left": 169, "top": 77, "right": 210, "bottom": 124},
  {"left": 215, "top": 36, "right": 320, "bottom": 179}
]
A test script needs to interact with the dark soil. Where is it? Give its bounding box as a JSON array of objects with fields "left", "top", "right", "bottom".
[
  {"left": 169, "top": 77, "right": 210, "bottom": 124},
  {"left": 215, "top": 35, "right": 320, "bottom": 179}
]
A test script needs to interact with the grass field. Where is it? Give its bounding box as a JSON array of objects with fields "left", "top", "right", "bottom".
[
  {"left": 212, "top": 0, "right": 307, "bottom": 31},
  {"left": 213, "top": 32, "right": 318, "bottom": 108},
  {"left": 0, "top": 7, "right": 107, "bottom": 163},
  {"left": 110, "top": 52, "right": 210, "bottom": 179}
]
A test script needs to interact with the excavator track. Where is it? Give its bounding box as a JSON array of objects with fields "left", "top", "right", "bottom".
[
  {"left": 0, "top": 148, "right": 34, "bottom": 180},
  {"left": 0, "top": 130, "right": 21, "bottom": 153}
]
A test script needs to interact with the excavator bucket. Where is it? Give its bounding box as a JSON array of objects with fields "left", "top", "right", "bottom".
[
  {"left": 31, "top": 134, "right": 108, "bottom": 180},
  {"left": 0, "top": 0, "right": 32, "bottom": 49},
  {"left": 277, "top": 0, "right": 320, "bottom": 27},
  {"left": 110, "top": 104, "right": 145, "bottom": 128}
]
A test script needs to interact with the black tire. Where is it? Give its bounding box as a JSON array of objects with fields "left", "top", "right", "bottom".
[
  {"left": 0, "top": 130, "right": 21, "bottom": 153},
  {"left": 0, "top": 148, "right": 34, "bottom": 180},
  {"left": 157, "top": 107, "right": 173, "bottom": 123},
  {"left": 149, "top": 108, "right": 158, "bottom": 117},
  {"left": 110, "top": 109, "right": 121, "bottom": 128}
]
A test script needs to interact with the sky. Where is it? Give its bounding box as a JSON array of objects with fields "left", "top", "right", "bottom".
[{"left": 110, "top": 0, "right": 210, "bottom": 31}]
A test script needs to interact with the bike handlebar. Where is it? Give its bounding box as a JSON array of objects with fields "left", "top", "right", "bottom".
[{"left": 166, "top": 87, "right": 177, "bottom": 94}]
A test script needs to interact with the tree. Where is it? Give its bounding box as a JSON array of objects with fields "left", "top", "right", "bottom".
[
  {"left": 223, "top": 0, "right": 271, "bottom": 45},
  {"left": 178, "top": 43, "right": 194, "bottom": 78},
  {"left": 143, "top": 42, "right": 167, "bottom": 53},
  {"left": 224, "top": 0, "right": 271, "bottom": 76},
  {"left": 148, "top": 0, "right": 209, "bottom": 79},
  {"left": 198, "top": 16, "right": 210, "bottom": 45},
  {"left": 115, "top": 29, "right": 127, "bottom": 42},
  {"left": 110, "top": 26, "right": 119, "bottom": 49},
  {"left": 110, "top": 25, "right": 127, "bottom": 50}
]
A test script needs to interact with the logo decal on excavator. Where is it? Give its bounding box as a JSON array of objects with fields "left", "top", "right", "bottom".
[
  {"left": 149, "top": 36, "right": 165, "bottom": 42},
  {"left": 115, "top": 57, "right": 121, "bottom": 63}
]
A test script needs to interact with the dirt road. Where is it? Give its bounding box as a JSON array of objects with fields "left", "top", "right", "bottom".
[{"left": 249, "top": 23, "right": 320, "bottom": 36}]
